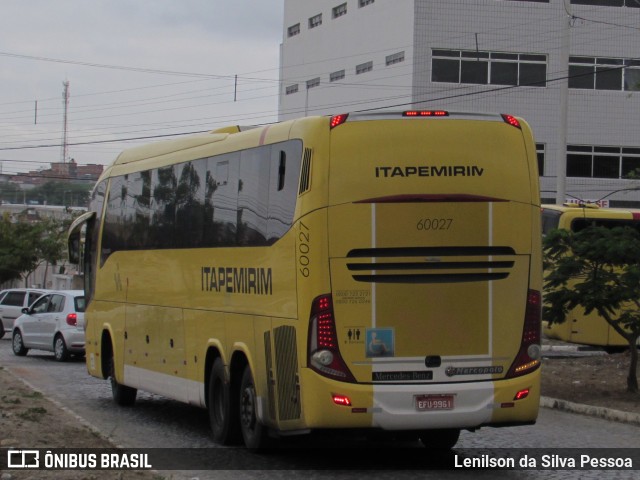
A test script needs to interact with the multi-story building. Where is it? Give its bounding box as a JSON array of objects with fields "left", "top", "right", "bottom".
[{"left": 279, "top": 0, "right": 640, "bottom": 206}]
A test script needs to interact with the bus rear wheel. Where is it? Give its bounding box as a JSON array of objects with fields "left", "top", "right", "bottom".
[
  {"left": 239, "top": 365, "right": 270, "bottom": 450},
  {"left": 108, "top": 351, "right": 137, "bottom": 406},
  {"left": 418, "top": 429, "right": 461, "bottom": 449},
  {"left": 208, "top": 357, "right": 240, "bottom": 445}
]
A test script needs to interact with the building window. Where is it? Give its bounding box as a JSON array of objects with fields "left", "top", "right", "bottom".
[
  {"left": 333, "top": 3, "right": 347, "bottom": 18},
  {"left": 356, "top": 61, "right": 373, "bottom": 75},
  {"left": 431, "top": 49, "right": 547, "bottom": 87},
  {"left": 330, "top": 70, "right": 345, "bottom": 82},
  {"left": 566, "top": 145, "right": 640, "bottom": 179},
  {"left": 306, "top": 77, "right": 320, "bottom": 89},
  {"left": 309, "top": 13, "right": 322, "bottom": 29},
  {"left": 571, "top": 0, "right": 639, "bottom": 7},
  {"left": 287, "top": 23, "right": 300, "bottom": 37},
  {"left": 537, "top": 143, "right": 546, "bottom": 176},
  {"left": 359, "top": 0, "right": 375, "bottom": 6},
  {"left": 385, "top": 51, "right": 405, "bottom": 66},
  {"left": 569, "top": 56, "right": 639, "bottom": 91},
  {"left": 626, "top": 60, "right": 640, "bottom": 91},
  {"left": 285, "top": 84, "right": 299, "bottom": 95}
]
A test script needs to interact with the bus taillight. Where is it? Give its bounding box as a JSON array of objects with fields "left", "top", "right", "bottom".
[
  {"left": 330, "top": 114, "right": 349, "bottom": 129},
  {"left": 308, "top": 294, "right": 356, "bottom": 382},
  {"left": 506, "top": 289, "right": 541, "bottom": 378},
  {"left": 501, "top": 114, "right": 522, "bottom": 129}
]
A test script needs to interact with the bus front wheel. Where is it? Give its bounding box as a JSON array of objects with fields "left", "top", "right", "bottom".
[
  {"left": 108, "top": 351, "right": 137, "bottom": 406},
  {"left": 418, "top": 429, "right": 461, "bottom": 449},
  {"left": 239, "top": 365, "right": 270, "bottom": 450},
  {"left": 208, "top": 357, "right": 240, "bottom": 445}
]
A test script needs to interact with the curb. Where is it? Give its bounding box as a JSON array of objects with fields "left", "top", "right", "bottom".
[{"left": 540, "top": 396, "right": 640, "bottom": 426}]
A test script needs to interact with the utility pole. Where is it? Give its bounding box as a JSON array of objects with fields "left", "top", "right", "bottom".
[{"left": 61, "top": 80, "right": 70, "bottom": 163}]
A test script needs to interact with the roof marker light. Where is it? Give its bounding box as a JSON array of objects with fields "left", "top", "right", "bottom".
[
  {"left": 403, "top": 110, "right": 449, "bottom": 117},
  {"left": 501, "top": 114, "right": 521, "bottom": 129}
]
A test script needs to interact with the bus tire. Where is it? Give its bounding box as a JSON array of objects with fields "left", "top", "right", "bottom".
[
  {"left": 239, "top": 365, "right": 270, "bottom": 450},
  {"left": 418, "top": 429, "right": 460, "bottom": 449},
  {"left": 108, "top": 351, "right": 137, "bottom": 406},
  {"left": 208, "top": 358, "right": 240, "bottom": 445}
]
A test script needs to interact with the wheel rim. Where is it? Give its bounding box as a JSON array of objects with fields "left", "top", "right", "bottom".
[
  {"left": 13, "top": 333, "right": 22, "bottom": 352},
  {"left": 55, "top": 338, "right": 64, "bottom": 358},
  {"left": 240, "top": 384, "right": 256, "bottom": 432}
]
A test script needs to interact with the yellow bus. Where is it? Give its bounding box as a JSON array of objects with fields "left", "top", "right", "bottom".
[
  {"left": 542, "top": 203, "right": 640, "bottom": 352},
  {"left": 69, "top": 110, "right": 542, "bottom": 450}
]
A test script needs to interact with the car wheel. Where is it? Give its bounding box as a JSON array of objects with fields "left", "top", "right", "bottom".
[
  {"left": 239, "top": 365, "right": 271, "bottom": 450},
  {"left": 12, "top": 330, "right": 28, "bottom": 356},
  {"left": 53, "top": 335, "right": 70, "bottom": 362},
  {"left": 108, "top": 351, "right": 137, "bottom": 406},
  {"left": 208, "top": 358, "right": 241, "bottom": 445},
  {"left": 0, "top": 329, "right": 5, "bottom": 340},
  {"left": 419, "top": 429, "right": 461, "bottom": 449}
]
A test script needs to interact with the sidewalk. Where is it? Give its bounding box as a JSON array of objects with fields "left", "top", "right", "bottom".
[{"left": 540, "top": 343, "right": 640, "bottom": 426}]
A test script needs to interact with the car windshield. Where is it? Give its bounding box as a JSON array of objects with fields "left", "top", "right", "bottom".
[{"left": 74, "top": 296, "right": 86, "bottom": 312}]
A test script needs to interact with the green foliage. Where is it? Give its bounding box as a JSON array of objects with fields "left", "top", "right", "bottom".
[
  {"left": 543, "top": 225, "right": 640, "bottom": 392},
  {"left": 0, "top": 214, "right": 70, "bottom": 285}
]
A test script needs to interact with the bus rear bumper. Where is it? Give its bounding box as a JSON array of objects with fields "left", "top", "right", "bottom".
[{"left": 298, "top": 368, "right": 539, "bottom": 431}]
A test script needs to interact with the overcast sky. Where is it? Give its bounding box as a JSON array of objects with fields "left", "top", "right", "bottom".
[{"left": 0, "top": 0, "right": 284, "bottom": 176}]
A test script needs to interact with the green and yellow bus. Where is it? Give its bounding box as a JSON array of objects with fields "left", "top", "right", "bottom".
[
  {"left": 542, "top": 203, "right": 640, "bottom": 352},
  {"left": 69, "top": 111, "right": 542, "bottom": 449}
]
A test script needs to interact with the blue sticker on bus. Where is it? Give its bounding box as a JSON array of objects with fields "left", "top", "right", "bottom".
[{"left": 365, "top": 328, "right": 395, "bottom": 358}]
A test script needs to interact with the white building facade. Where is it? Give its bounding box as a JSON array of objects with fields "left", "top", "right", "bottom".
[{"left": 279, "top": 0, "right": 640, "bottom": 206}]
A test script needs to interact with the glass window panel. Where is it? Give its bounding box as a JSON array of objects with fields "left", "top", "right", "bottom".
[
  {"left": 491, "top": 53, "right": 518, "bottom": 60},
  {"left": 207, "top": 153, "right": 239, "bottom": 247},
  {"left": 125, "top": 172, "right": 151, "bottom": 249},
  {"left": 175, "top": 161, "right": 205, "bottom": 248},
  {"left": 490, "top": 62, "right": 518, "bottom": 85},
  {"left": 267, "top": 140, "right": 303, "bottom": 243},
  {"left": 622, "top": 156, "right": 640, "bottom": 177},
  {"left": 593, "top": 155, "right": 620, "bottom": 178},
  {"left": 571, "top": 0, "right": 623, "bottom": 6},
  {"left": 567, "top": 154, "right": 592, "bottom": 177},
  {"left": 624, "top": 68, "right": 640, "bottom": 91},
  {"left": 520, "top": 54, "right": 546, "bottom": 62},
  {"left": 568, "top": 145, "right": 593, "bottom": 153},
  {"left": 237, "top": 147, "right": 270, "bottom": 246},
  {"left": 432, "top": 50, "right": 460, "bottom": 58},
  {"left": 461, "top": 60, "right": 488, "bottom": 84},
  {"left": 569, "top": 65, "right": 595, "bottom": 89},
  {"left": 596, "top": 58, "right": 623, "bottom": 65},
  {"left": 596, "top": 66, "right": 622, "bottom": 90},
  {"left": 151, "top": 165, "right": 178, "bottom": 248},
  {"left": 569, "top": 56, "right": 594, "bottom": 64},
  {"left": 432, "top": 58, "right": 460, "bottom": 83},
  {"left": 462, "top": 51, "right": 489, "bottom": 59},
  {"left": 520, "top": 63, "right": 547, "bottom": 86}
]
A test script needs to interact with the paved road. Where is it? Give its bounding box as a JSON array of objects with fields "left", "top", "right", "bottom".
[{"left": 1, "top": 338, "right": 639, "bottom": 479}]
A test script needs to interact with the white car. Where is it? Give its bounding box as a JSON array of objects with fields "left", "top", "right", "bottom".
[
  {"left": 0, "top": 288, "right": 50, "bottom": 339},
  {"left": 12, "top": 290, "right": 86, "bottom": 362}
]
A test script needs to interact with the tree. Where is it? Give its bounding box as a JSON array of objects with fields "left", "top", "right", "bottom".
[
  {"left": 0, "top": 214, "right": 39, "bottom": 285},
  {"left": 544, "top": 226, "right": 640, "bottom": 393},
  {"left": 0, "top": 214, "right": 70, "bottom": 287}
]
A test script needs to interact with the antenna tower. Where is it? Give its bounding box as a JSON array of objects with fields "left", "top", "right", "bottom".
[{"left": 61, "top": 80, "right": 70, "bottom": 163}]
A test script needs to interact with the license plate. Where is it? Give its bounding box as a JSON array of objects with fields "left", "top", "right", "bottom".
[{"left": 415, "top": 394, "right": 454, "bottom": 411}]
